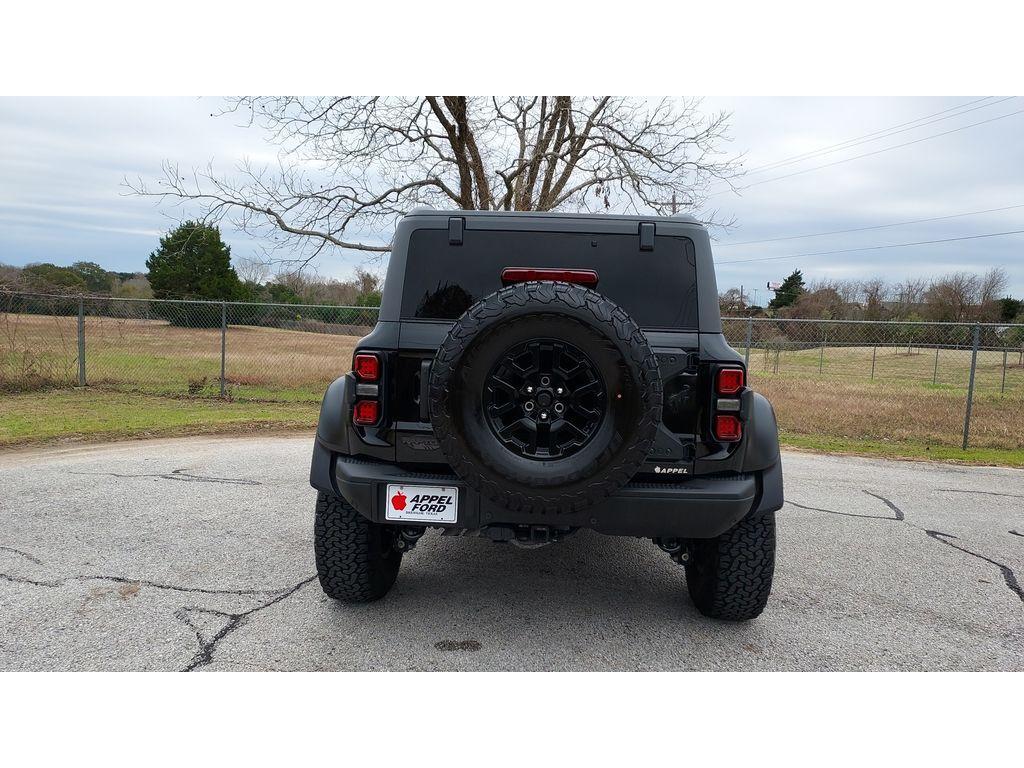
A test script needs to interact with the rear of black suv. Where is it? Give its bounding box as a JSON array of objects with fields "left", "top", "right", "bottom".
[{"left": 310, "top": 210, "right": 782, "bottom": 620}]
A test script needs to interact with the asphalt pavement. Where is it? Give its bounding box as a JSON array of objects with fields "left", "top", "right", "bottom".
[{"left": 1, "top": 435, "right": 1022, "bottom": 670}]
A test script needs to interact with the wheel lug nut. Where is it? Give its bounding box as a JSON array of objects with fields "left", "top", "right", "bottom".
[
  {"left": 540, "top": 376, "right": 550, "bottom": 386},
  {"left": 524, "top": 401, "right": 535, "bottom": 413},
  {"left": 554, "top": 402, "right": 565, "bottom": 414}
]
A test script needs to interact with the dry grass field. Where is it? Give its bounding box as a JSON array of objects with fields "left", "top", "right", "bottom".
[
  {"left": 2, "top": 311, "right": 1022, "bottom": 455},
  {"left": 739, "top": 344, "right": 1024, "bottom": 450},
  {"left": 1, "top": 312, "right": 361, "bottom": 401}
]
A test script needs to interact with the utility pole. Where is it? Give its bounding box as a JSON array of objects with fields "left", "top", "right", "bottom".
[{"left": 654, "top": 192, "right": 680, "bottom": 215}]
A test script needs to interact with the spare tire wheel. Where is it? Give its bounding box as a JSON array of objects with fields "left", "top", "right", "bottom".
[{"left": 429, "top": 281, "right": 662, "bottom": 515}]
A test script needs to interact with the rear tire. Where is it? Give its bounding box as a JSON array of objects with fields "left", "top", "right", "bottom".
[
  {"left": 685, "top": 512, "right": 776, "bottom": 621},
  {"left": 314, "top": 491, "right": 402, "bottom": 603}
]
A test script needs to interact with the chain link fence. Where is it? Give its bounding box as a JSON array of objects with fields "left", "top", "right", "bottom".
[
  {"left": 722, "top": 316, "right": 1024, "bottom": 451},
  {"left": 1, "top": 291, "right": 377, "bottom": 404},
  {"left": 3, "top": 291, "right": 1023, "bottom": 450}
]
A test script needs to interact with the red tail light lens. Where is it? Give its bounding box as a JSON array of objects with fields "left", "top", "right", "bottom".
[
  {"left": 716, "top": 367, "right": 745, "bottom": 395},
  {"left": 353, "top": 400, "right": 379, "bottom": 426},
  {"left": 714, "top": 414, "right": 743, "bottom": 442},
  {"left": 353, "top": 353, "right": 380, "bottom": 381},
  {"left": 501, "top": 268, "right": 599, "bottom": 287}
]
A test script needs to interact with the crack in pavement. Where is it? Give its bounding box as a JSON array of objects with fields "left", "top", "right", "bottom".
[
  {"left": 0, "top": 567, "right": 285, "bottom": 597},
  {"left": 925, "top": 531, "right": 1024, "bottom": 604},
  {"left": 1010, "top": 530, "right": 1024, "bottom": 538},
  {"left": 0, "top": 546, "right": 42, "bottom": 565},
  {"left": 937, "top": 488, "right": 1024, "bottom": 499},
  {"left": 178, "top": 576, "right": 318, "bottom": 672},
  {"left": 0, "top": 542, "right": 315, "bottom": 670},
  {"left": 0, "top": 572, "right": 62, "bottom": 588},
  {"left": 67, "top": 468, "right": 261, "bottom": 486},
  {"left": 73, "top": 574, "right": 282, "bottom": 597},
  {"left": 790, "top": 490, "right": 1023, "bottom": 608},
  {"left": 862, "top": 490, "right": 905, "bottom": 521},
  {"left": 786, "top": 489, "right": 902, "bottom": 521}
]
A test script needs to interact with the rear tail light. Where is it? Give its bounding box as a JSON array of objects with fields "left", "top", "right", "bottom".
[
  {"left": 352, "top": 351, "right": 381, "bottom": 427},
  {"left": 353, "top": 400, "right": 379, "bottom": 426},
  {"left": 716, "top": 367, "right": 745, "bottom": 395},
  {"left": 353, "top": 353, "right": 380, "bottom": 381},
  {"left": 714, "top": 414, "right": 742, "bottom": 442},
  {"left": 501, "top": 268, "right": 599, "bottom": 287}
]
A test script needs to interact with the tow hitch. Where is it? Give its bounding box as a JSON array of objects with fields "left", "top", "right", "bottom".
[{"left": 655, "top": 537, "right": 691, "bottom": 565}]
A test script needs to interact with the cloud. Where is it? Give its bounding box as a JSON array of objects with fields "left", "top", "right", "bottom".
[
  {"left": 1, "top": 96, "right": 1022, "bottom": 292},
  {"left": 701, "top": 96, "right": 1024, "bottom": 295}
]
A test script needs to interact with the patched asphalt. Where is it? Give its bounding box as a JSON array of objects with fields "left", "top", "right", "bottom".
[{"left": 1, "top": 435, "right": 1022, "bottom": 671}]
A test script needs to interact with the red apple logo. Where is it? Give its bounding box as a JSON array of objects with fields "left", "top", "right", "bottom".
[{"left": 391, "top": 491, "right": 407, "bottom": 511}]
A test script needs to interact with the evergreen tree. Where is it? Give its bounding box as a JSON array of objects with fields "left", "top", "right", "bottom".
[
  {"left": 146, "top": 221, "right": 241, "bottom": 301},
  {"left": 768, "top": 269, "right": 805, "bottom": 310}
]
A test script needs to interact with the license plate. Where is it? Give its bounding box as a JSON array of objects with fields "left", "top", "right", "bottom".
[{"left": 385, "top": 484, "right": 459, "bottom": 524}]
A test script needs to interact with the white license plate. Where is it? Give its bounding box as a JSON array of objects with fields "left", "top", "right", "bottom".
[{"left": 385, "top": 484, "right": 459, "bottom": 524}]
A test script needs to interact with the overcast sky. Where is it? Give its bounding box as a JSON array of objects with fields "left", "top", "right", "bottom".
[{"left": 1, "top": 96, "right": 1022, "bottom": 300}]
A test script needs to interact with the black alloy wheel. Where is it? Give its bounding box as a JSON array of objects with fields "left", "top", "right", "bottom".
[{"left": 483, "top": 338, "right": 606, "bottom": 460}]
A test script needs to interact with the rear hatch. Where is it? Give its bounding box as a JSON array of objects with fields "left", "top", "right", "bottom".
[{"left": 388, "top": 224, "right": 703, "bottom": 468}]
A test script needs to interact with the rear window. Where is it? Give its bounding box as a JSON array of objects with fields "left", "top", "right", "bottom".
[{"left": 400, "top": 229, "right": 698, "bottom": 329}]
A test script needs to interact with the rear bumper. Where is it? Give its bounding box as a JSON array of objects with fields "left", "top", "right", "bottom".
[{"left": 311, "top": 439, "right": 782, "bottom": 539}]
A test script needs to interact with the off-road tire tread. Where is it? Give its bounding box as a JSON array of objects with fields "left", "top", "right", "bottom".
[
  {"left": 429, "top": 281, "right": 662, "bottom": 515},
  {"left": 314, "top": 491, "right": 401, "bottom": 602},
  {"left": 685, "top": 512, "right": 776, "bottom": 621}
]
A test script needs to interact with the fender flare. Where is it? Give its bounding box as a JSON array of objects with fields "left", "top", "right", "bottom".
[
  {"left": 744, "top": 392, "right": 783, "bottom": 515},
  {"left": 310, "top": 376, "right": 353, "bottom": 494},
  {"left": 743, "top": 392, "right": 780, "bottom": 471}
]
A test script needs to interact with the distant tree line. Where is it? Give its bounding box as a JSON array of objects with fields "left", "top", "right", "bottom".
[
  {"left": 0, "top": 260, "right": 153, "bottom": 298},
  {"left": 1, "top": 221, "right": 383, "bottom": 310},
  {"left": 720, "top": 267, "right": 1023, "bottom": 325}
]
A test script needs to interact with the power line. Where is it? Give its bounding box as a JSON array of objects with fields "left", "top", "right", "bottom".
[
  {"left": 716, "top": 229, "right": 1024, "bottom": 265},
  {"left": 715, "top": 203, "right": 1024, "bottom": 247},
  {"left": 726, "top": 107, "right": 1024, "bottom": 193},
  {"left": 741, "top": 97, "right": 1010, "bottom": 176}
]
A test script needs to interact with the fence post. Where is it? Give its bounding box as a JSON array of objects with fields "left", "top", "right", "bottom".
[
  {"left": 819, "top": 328, "right": 825, "bottom": 374},
  {"left": 962, "top": 324, "right": 980, "bottom": 450},
  {"left": 220, "top": 301, "right": 227, "bottom": 398},
  {"left": 933, "top": 345, "right": 939, "bottom": 385},
  {"left": 870, "top": 345, "right": 877, "bottom": 380},
  {"left": 77, "top": 295, "right": 86, "bottom": 386},
  {"left": 743, "top": 316, "right": 753, "bottom": 367},
  {"left": 1002, "top": 349, "right": 1008, "bottom": 394}
]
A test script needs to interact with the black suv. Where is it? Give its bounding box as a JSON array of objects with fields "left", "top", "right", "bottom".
[{"left": 310, "top": 210, "right": 782, "bottom": 620}]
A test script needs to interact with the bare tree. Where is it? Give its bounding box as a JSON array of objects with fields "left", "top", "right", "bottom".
[
  {"left": 719, "top": 287, "right": 746, "bottom": 314},
  {"left": 893, "top": 276, "right": 928, "bottom": 317},
  {"left": 127, "top": 97, "right": 739, "bottom": 265},
  {"left": 859, "top": 277, "right": 889, "bottom": 320},
  {"left": 977, "top": 266, "right": 1009, "bottom": 308},
  {"left": 924, "top": 272, "right": 981, "bottom": 322},
  {"left": 235, "top": 256, "right": 272, "bottom": 286}
]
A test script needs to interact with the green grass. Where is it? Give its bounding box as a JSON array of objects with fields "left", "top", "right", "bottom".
[
  {"left": 3, "top": 389, "right": 1022, "bottom": 468},
  {"left": 0, "top": 389, "right": 319, "bottom": 448},
  {"left": 780, "top": 432, "right": 1024, "bottom": 468}
]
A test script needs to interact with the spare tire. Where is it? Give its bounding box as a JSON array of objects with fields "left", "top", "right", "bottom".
[{"left": 429, "top": 281, "right": 662, "bottom": 515}]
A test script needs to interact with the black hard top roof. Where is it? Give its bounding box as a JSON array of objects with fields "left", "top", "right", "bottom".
[{"left": 406, "top": 207, "right": 706, "bottom": 229}]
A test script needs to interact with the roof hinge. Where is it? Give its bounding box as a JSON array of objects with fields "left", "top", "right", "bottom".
[
  {"left": 448, "top": 216, "right": 465, "bottom": 246},
  {"left": 639, "top": 221, "right": 656, "bottom": 251}
]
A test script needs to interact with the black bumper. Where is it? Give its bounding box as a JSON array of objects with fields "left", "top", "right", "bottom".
[{"left": 311, "top": 439, "right": 782, "bottom": 539}]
